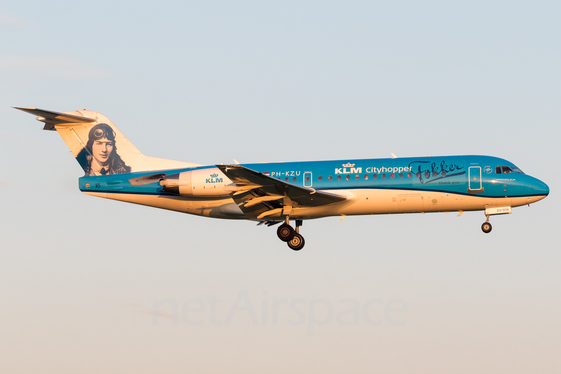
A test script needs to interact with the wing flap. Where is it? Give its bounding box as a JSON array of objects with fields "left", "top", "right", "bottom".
[{"left": 217, "top": 164, "right": 347, "bottom": 219}]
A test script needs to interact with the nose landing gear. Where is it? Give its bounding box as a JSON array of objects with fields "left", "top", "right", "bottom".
[
  {"left": 480, "top": 207, "right": 512, "bottom": 234},
  {"left": 481, "top": 215, "right": 492, "bottom": 233},
  {"left": 277, "top": 218, "right": 305, "bottom": 250}
]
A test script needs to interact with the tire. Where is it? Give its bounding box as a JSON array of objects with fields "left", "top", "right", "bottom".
[
  {"left": 481, "top": 222, "right": 492, "bottom": 234},
  {"left": 288, "top": 233, "right": 305, "bottom": 251},
  {"left": 277, "top": 223, "right": 295, "bottom": 242}
]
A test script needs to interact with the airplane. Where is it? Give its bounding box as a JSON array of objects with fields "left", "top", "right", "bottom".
[{"left": 16, "top": 107, "right": 550, "bottom": 251}]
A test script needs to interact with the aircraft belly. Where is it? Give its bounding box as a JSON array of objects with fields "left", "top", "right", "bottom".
[
  {"left": 418, "top": 193, "right": 496, "bottom": 213},
  {"left": 339, "top": 189, "right": 400, "bottom": 215},
  {"left": 86, "top": 192, "right": 244, "bottom": 219},
  {"left": 289, "top": 204, "right": 345, "bottom": 219},
  {"left": 85, "top": 190, "right": 540, "bottom": 221},
  {"left": 337, "top": 189, "right": 518, "bottom": 216}
]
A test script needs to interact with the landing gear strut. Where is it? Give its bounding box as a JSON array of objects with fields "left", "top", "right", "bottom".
[
  {"left": 277, "top": 218, "right": 305, "bottom": 250},
  {"left": 481, "top": 215, "right": 492, "bottom": 234}
]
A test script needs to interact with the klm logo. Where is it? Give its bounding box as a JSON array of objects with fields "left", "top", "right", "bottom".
[
  {"left": 335, "top": 163, "right": 362, "bottom": 175},
  {"left": 206, "top": 173, "right": 223, "bottom": 184}
]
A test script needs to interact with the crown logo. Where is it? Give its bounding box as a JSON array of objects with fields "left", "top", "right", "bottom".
[
  {"left": 210, "top": 173, "right": 218, "bottom": 178},
  {"left": 342, "top": 163, "right": 355, "bottom": 167}
]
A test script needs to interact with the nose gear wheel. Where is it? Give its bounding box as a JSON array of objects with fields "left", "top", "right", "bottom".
[
  {"left": 481, "top": 214, "right": 493, "bottom": 233},
  {"left": 481, "top": 221, "right": 492, "bottom": 233}
]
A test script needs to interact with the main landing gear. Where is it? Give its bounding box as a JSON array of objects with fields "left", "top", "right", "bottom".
[
  {"left": 481, "top": 215, "right": 492, "bottom": 234},
  {"left": 277, "top": 218, "right": 305, "bottom": 251}
]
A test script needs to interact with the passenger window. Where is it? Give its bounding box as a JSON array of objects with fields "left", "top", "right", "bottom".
[
  {"left": 382, "top": 174, "right": 387, "bottom": 179},
  {"left": 328, "top": 176, "right": 333, "bottom": 181},
  {"left": 355, "top": 175, "right": 360, "bottom": 180},
  {"left": 305, "top": 176, "right": 310, "bottom": 182},
  {"left": 390, "top": 173, "right": 395, "bottom": 179},
  {"left": 407, "top": 172, "right": 412, "bottom": 178},
  {"left": 337, "top": 175, "right": 341, "bottom": 181},
  {"left": 398, "top": 173, "right": 403, "bottom": 179},
  {"left": 495, "top": 166, "right": 502, "bottom": 174},
  {"left": 346, "top": 175, "right": 350, "bottom": 181},
  {"left": 285, "top": 177, "right": 289, "bottom": 182},
  {"left": 292, "top": 177, "right": 297, "bottom": 182},
  {"left": 364, "top": 174, "right": 369, "bottom": 180},
  {"left": 442, "top": 171, "right": 446, "bottom": 177},
  {"left": 318, "top": 176, "right": 323, "bottom": 182},
  {"left": 373, "top": 174, "right": 378, "bottom": 179}
]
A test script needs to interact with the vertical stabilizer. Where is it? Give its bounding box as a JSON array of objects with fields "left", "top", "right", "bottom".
[{"left": 15, "top": 107, "right": 200, "bottom": 175}]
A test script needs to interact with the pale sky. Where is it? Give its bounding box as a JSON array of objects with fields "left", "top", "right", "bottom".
[{"left": 1, "top": 1, "right": 560, "bottom": 373}]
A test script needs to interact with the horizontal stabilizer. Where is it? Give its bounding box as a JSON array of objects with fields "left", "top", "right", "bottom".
[{"left": 14, "top": 107, "right": 95, "bottom": 130}]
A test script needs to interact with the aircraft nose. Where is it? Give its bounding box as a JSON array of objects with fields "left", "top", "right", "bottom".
[{"left": 533, "top": 178, "right": 549, "bottom": 196}]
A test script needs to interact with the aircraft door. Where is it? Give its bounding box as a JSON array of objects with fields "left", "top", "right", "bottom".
[
  {"left": 304, "top": 172, "right": 313, "bottom": 187},
  {"left": 468, "top": 166, "right": 484, "bottom": 193}
]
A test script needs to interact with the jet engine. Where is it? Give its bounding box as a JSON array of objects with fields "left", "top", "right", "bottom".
[{"left": 160, "top": 168, "right": 230, "bottom": 197}]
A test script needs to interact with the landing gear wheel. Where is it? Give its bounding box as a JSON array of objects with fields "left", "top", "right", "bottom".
[
  {"left": 481, "top": 222, "right": 492, "bottom": 234},
  {"left": 288, "top": 233, "right": 305, "bottom": 251},
  {"left": 277, "top": 223, "right": 295, "bottom": 242}
]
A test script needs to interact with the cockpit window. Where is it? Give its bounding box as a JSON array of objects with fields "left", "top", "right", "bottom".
[
  {"left": 496, "top": 165, "right": 524, "bottom": 174},
  {"left": 502, "top": 166, "right": 513, "bottom": 174}
]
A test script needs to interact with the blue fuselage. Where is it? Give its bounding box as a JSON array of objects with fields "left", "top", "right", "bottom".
[{"left": 79, "top": 155, "right": 549, "bottom": 201}]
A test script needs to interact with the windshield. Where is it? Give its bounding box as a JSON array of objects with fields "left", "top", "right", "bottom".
[{"left": 495, "top": 165, "right": 524, "bottom": 174}]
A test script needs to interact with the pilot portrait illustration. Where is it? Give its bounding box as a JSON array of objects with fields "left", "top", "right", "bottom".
[{"left": 76, "top": 123, "right": 131, "bottom": 176}]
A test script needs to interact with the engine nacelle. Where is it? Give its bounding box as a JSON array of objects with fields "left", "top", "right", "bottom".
[{"left": 160, "top": 168, "right": 230, "bottom": 197}]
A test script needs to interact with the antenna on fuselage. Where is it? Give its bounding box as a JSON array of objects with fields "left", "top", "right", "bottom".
[{"left": 391, "top": 153, "right": 397, "bottom": 159}]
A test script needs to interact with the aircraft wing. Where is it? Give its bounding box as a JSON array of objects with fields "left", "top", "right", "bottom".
[{"left": 216, "top": 164, "right": 347, "bottom": 220}]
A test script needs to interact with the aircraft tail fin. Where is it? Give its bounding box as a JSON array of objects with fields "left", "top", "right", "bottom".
[{"left": 15, "top": 107, "right": 200, "bottom": 176}]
